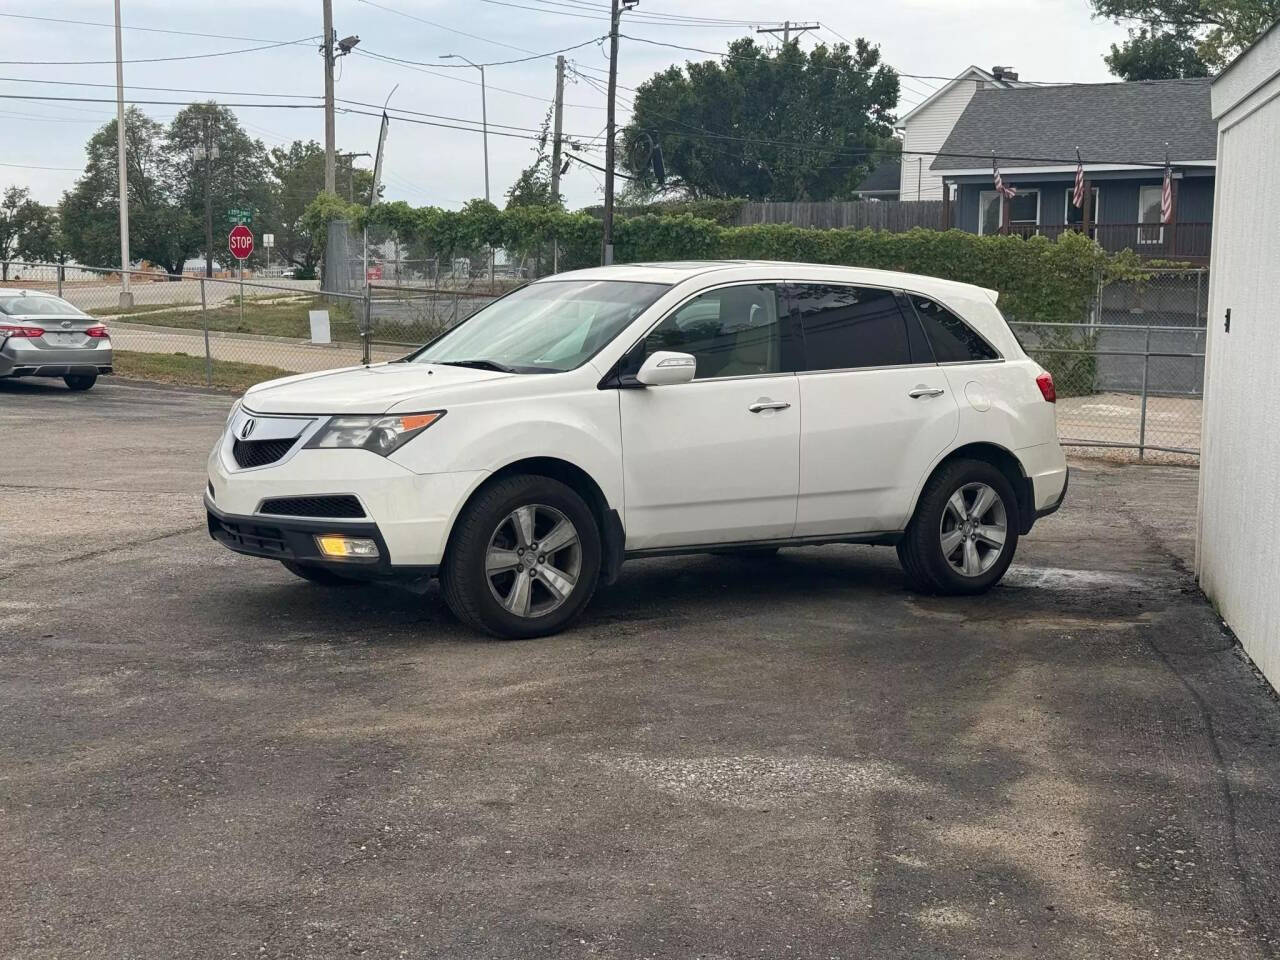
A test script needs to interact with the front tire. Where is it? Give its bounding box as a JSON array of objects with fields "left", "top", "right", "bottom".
[
  {"left": 280, "top": 560, "right": 363, "bottom": 586},
  {"left": 64, "top": 374, "right": 97, "bottom": 391},
  {"left": 897, "top": 459, "right": 1019, "bottom": 595},
  {"left": 441, "top": 475, "right": 601, "bottom": 639}
]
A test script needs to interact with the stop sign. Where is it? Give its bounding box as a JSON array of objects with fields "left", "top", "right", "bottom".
[{"left": 228, "top": 224, "right": 254, "bottom": 261}]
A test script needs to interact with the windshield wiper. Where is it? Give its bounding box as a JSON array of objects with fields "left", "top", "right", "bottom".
[{"left": 435, "top": 358, "right": 521, "bottom": 374}]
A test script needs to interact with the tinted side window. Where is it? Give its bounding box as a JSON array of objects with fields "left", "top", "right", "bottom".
[
  {"left": 911, "top": 296, "right": 999, "bottom": 363},
  {"left": 638, "top": 284, "right": 783, "bottom": 380},
  {"left": 789, "top": 284, "right": 911, "bottom": 371}
]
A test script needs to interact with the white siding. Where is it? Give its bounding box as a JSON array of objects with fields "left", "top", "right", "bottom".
[
  {"left": 899, "top": 76, "right": 986, "bottom": 201},
  {"left": 1197, "top": 25, "right": 1280, "bottom": 691}
]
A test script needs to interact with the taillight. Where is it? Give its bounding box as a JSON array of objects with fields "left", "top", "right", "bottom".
[
  {"left": 0, "top": 324, "right": 45, "bottom": 338},
  {"left": 85, "top": 325, "right": 109, "bottom": 338},
  {"left": 1035, "top": 371, "right": 1056, "bottom": 403}
]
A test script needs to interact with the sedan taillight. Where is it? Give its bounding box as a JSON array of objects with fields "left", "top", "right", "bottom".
[
  {"left": 85, "top": 325, "right": 109, "bottom": 338},
  {"left": 1035, "top": 371, "right": 1057, "bottom": 403},
  {"left": 0, "top": 324, "right": 45, "bottom": 338}
]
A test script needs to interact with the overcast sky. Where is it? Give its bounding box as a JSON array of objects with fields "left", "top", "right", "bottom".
[{"left": 3, "top": 0, "right": 1132, "bottom": 211}]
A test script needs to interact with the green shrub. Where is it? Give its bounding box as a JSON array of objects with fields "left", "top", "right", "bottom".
[{"left": 361, "top": 201, "right": 1136, "bottom": 328}]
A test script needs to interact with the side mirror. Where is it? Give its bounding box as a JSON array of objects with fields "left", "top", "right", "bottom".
[{"left": 636, "top": 351, "right": 696, "bottom": 386}]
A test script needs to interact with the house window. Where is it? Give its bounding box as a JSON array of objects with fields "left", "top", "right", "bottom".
[
  {"left": 1138, "top": 184, "right": 1164, "bottom": 244},
  {"left": 979, "top": 189, "right": 1040, "bottom": 235},
  {"left": 1064, "top": 187, "right": 1100, "bottom": 227}
]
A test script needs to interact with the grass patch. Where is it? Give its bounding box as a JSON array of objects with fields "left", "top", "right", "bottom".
[
  {"left": 110, "top": 296, "right": 361, "bottom": 341},
  {"left": 112, "top": 350, "right": 290, "bottom": 393},
  {"left": 87, "top": 303, "right": 183, "bottom": 317}
]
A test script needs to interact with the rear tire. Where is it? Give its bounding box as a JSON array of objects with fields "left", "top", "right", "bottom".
[
  {"left": 897, "top": 458, "right": 1019, "bottom": 595},
  {"left": 64, "top": 374, "right": 97, "bottom": 391},
  {"left": 281, "top": 560, "right": 363, "bottom": 586},
  {"left": 441, "top": 474, "right": 601, "bottom": 639}
]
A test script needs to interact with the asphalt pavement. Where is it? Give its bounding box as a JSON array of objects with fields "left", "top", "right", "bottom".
[{"left": 2, "top": 377, "right": 1278, "bottom": 959}]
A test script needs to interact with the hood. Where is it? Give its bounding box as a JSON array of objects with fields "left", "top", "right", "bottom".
[{"left": 243, "top": 361, "right": 508, "bottom": 414}]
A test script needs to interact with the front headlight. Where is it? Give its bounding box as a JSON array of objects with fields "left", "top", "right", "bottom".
[
  {"left": 305, "top": 411, "right": 445, "bottom": 456},
  {"left": 225, "top": 399, "right": 242, "bottom": 425}
]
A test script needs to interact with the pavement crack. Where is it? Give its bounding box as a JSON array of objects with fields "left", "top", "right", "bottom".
[{"left": 0, "top": 523, "right": 205, "bottom": 582}]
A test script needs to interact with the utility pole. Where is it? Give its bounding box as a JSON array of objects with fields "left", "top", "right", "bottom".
[
  {"left": 322, "top": 0, "right": 336, "bottom": 194},
  {"left": 602, "top": 0, "right": 637, "bottom": 265},
  {"left": 195, "top": 115, "right": 220, "bottom": 278},
  {"left": 113, "top": 0, "right": 132, "bottom": 307},
  {"left": 550, "top": 55, "right": 565, "bottom": 204},
  {"left": 756, "top": 21, "right": 820, "bottom": 45},
  {"left": 337, "top": 151, "right": 371, "bottom": 203}
]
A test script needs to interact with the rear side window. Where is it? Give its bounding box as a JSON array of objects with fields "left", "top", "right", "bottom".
[
  {"left": 910, "top": 296, "right": 999, "bottom": 363},
  {"left": 787, "top": 284, "right": 911, "bottom": 371}
]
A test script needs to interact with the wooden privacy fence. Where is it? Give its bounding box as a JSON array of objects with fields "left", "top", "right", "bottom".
[{"left": 737, "top": 200, "right": 943, "bottom": 231}]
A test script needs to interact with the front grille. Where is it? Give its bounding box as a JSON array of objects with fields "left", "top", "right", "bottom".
[
  {"left": 259, "top": 495, "right": 365, "bottom": 519},
  {"left": 210, "top": 516, "right": 288, "bottom": 556},
  {"left": 232, "top": 437, "right": 296, "bottom": 469}
]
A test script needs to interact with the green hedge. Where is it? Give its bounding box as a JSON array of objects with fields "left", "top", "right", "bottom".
[{"left": 360, "top": 201, "right": 1126, "bottom": 326}]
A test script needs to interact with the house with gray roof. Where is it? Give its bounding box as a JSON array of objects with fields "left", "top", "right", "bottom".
[{"left": 931, "top": 78, "right": 1216, "bottom": 261}]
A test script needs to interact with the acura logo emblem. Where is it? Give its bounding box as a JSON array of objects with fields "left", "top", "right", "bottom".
[{"left": 240, "top": 419, "right": 257, "bottom": 439}]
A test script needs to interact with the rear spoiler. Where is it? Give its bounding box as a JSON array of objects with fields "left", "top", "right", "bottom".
[{"left": 981, "top": 287, "right": 1000, "bottom": 304}]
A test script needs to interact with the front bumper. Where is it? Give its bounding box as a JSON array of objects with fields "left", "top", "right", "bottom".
[
  {"left": 208, "top": 427, "right": 487, "bottom": 568},
  {"left": 206, "top": 499, "right": 436, "bottom": 580}
]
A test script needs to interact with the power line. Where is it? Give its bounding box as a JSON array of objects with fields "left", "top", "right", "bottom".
[
  {"left": 0, "top": 160, "right": 83, "bottom": 171},
  {"left": 0, "top": 13, "right": 317, "bottom": 46},
  {"left": 0, "top": 75, "right": 321, "bottom": 101},
  {"left": 357, "top": 36, "right": 607, "bottom": 69},
  {"left": 352, "top": 48, "right": 604, "bottom": 109},
  {"left": 0, "top": 36, "right": 319, "bottom": 67},
  {"left": 353, "top": 0, "right": 532, "bottom": 55}
]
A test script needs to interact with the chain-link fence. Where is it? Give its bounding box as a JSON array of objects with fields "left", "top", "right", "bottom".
[
  {"left": 5, "top": 259, "right": 1207, "bottom": 461},
  {"left": 3, "top": 261, "right": 369, "bottom": 386}
]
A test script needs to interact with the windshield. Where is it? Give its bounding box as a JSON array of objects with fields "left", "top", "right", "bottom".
[
  {"left": 0, "top": 295, "right": 87, "bottom": 317},
  {"left": 411, "top": 279, "right": 669, "bottom": 374}
]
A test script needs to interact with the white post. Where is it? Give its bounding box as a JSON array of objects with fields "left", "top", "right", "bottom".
[{"left": 113, "top": 0, "right": 132, "bottom": 309}]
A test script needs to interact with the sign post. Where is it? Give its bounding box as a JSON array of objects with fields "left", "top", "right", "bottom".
[
  {"left": 228, "top": 224, "right": 255, "bottom": 333},
  {"left": 262, "top": 232, "right": 275, "bottom": 274}
]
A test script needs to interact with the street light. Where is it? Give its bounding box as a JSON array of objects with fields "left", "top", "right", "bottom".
[{"left": 440, "top": 53, "right": 489, "bottom": 203}]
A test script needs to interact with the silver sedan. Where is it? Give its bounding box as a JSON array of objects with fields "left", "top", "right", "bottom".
[{"left": 0, "top": 290, "right": 113, "bottom": 391}]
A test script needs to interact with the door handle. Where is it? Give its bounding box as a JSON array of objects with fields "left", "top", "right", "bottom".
[
  {"left": 748, "top": 400, "right": 791, "bottom": 413},
  {"left": 908, "top": 386, "right": 946, "bottom": 399}
]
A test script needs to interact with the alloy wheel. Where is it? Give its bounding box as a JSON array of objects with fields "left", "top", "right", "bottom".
[
  {"left": 484, "top": 503, "right": 582, "bottom": 618},
  {"left": 939, "top": 481, "right": 1008, "bottom": 577}
]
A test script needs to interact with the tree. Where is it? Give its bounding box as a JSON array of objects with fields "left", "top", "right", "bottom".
[
  {"left": 167, "top": 102, "right": 271, "bottom": 270},
  {"left": 1092, "top": 0, "right": 1280, "bottom": 77},
  {"left": 60, "top": 107, "right": 199, "bottom": 275},
  {"left": 619, "top": 37, "right": 899, "bottom": 201},
  {"left": 0, "top": 186, "right": 49, "bottom": 280},
  {"left": 506, "top": 107, "right": 561, "bottom": 210},
  {"left": 1105, "top": 26, "right": 1211, "bottom": 78},
  {"left": 15, "top": 201, "right": 67, "bottom": 266},
  {"left": 263, "top": 139, "right": 376, "bottom": 278}
]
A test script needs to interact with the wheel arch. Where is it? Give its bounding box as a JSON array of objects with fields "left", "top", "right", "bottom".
[
  {"left": 912, "top": 442, "right": 1036, "bottom": 535},
  {"left": 444, "top": 456, "right": 626, "bottom": 585}
]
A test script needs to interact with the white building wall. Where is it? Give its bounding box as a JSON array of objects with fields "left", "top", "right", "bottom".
[
  {"left": 1197, "top": 26, "right": 1280, "bottom": 690},
  {"left": 899, "top": 78, "right": 985, "bottom": 201}
]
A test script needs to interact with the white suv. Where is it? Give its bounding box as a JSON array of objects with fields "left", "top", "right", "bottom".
[{"left": 206, "top": 262, "right": 1067, "bottom": 638}]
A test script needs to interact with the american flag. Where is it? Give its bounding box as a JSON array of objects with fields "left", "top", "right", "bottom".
[
  {"left": 1072, "top": 149, "right": 1086, "bottom": 209},
  {"left": 992, "top": 156, "right": 1017, "bottom": 199},
  {"left": 1161, "top": 154, "right": 1174, "bottom": 224}
]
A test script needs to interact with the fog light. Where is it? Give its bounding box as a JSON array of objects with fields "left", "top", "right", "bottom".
[{"left": 314, "top": 534, "right": 380, "bottom": 560}]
